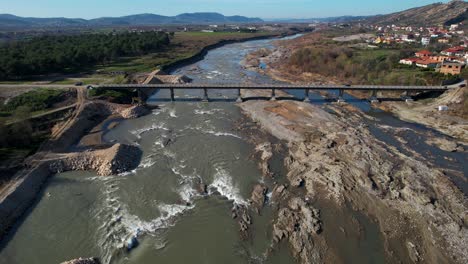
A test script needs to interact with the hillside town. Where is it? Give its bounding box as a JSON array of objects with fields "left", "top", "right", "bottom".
[
  {"left": 399, "top": 46, "right": 466, "bottom": 75},
  {"left": 363, "top": 22, "right": 467, "bottom": 75}
]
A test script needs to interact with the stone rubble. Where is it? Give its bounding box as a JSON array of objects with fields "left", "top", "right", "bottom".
[{"left": 49, "top": 144, "right": 141, "bottom": 176}]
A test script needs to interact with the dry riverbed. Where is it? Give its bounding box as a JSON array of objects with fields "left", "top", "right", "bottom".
[{"left": 238, "top": 89, "right": 467, "bottom": 264}]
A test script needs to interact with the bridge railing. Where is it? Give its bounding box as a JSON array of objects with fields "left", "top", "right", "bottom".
[{"left": 95, "top": 83, "right": 449, "bottom": 103}]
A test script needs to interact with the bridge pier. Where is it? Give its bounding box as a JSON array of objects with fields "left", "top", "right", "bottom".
[
  {"left": 402, "top": 90, "right": 414, "bottom": 102},
  {"left": 236, "top": 88, "right": 243, "bottom": 102},
  {"left": 202, "top": 88, "right": 209, "bottom": 102},
  {"left": 137, "top": 89, "right": 148, "bottom": 105},
  {"left": 369, "top": 90, "right": 379, "bottom": 103},
  {"left": 170, "top": 88, "right": 175, "bottom": 101},
  {"left": 337, "top": 89, "right": 345, "bottom": 103},
  {"left": 271, "top": 88, "right": 276, "bottom": 101},
  {"left": 304, "top": 89, "right": 310, "bottom": 102}
]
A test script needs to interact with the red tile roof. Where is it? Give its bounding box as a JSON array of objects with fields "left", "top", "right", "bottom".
[
  {"left": 444, "top": 46, "right": 465, "bottom": 53},
  {"left": 416, "top": 59, "right": 439, "bottom": 65},
  {"left": 416, "top": 50, "right": 432, "bottom": 55}
]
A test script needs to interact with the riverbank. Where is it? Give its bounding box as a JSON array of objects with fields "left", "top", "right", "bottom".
[
  {"left": 0, "top": 100, "right": 150, "bottom": 240},
  {"left": 242, "top": 33, "right": 468, "bottom": 144},
  {"left": 163, "top": 32, "right": 299, "bottom": 74},
  {"left": 237, "top": 91, "right": 468, "bottom": 264}
]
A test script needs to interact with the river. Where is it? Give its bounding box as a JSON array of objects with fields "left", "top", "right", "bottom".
[{"left": 0, "top": 35, "right": 466, "bottom": 264}]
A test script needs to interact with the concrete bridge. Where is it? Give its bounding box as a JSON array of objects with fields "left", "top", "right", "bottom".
[{"left": 96, "top": 83, "right": 450, "bottom": 103}]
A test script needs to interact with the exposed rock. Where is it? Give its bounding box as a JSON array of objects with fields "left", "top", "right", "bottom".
[
  {"left": 250, "top": 184, "right": 268, "bottom": 212},
  {"left": 232, "top": 205, "right": 252, "bottom": 239},
  {"left": 198, "top": 183, "right": 208, "bottom": 195},
  {"left": 239, "top": 96, "right": 468, "bottom": 263},
  {"left": 425, "top": 137, "right": 463, "bottom": 152},
  {"left": 254, "top": 142, "right": 273, "bottom": 177},
  {"left": 406, "top": 241, "right": 421, "bottom": 263},
  {"left": 121, "top": 104, "right": 151, "bottom": 119},
  {"left": 273, "top": 197, "right": 322, "bottom": 263},
  {"left": 60, "top": 257, "right": 100, "bottom": 264},
  {"left": 271, "top": 184, "right": 287, "bottom": 202},
  {"left": 49, "top": 144, "right": 142, "bottom": 176}
]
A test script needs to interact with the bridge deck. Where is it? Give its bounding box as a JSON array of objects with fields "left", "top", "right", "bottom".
[{"left": 98, "top": 84, "right": 449, "bottom": 91}]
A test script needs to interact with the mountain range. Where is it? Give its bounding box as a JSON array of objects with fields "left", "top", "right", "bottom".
[
  {"left": 1, "top": 1, "right": 467, "bottom": 29},
  {"left": 0, "top": 12, "right": 263, "bottom": 29},
  {"left": 268, "top": 1, "right": 467, "bottom": 26}
]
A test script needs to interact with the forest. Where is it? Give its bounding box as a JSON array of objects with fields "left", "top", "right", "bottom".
[{"left": 0, "top": 31, "right": 170, "bottom": 79}]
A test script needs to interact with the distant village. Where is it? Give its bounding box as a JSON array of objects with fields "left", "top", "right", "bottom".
[{"left": 367, "top": 23, "right": 466, "bottom": 75}]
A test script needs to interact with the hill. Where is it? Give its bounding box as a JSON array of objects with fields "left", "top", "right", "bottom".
[
  {"left": 0, "top": 12, "right": 263, "bottom": 29},
  {"left": 365, "top": 0, "right": 468, "bottom": 26},
  {"left": 0, "top": 14, "right": 86, "bottom": 28}
]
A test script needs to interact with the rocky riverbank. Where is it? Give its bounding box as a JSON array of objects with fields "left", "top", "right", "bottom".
[
  {"left": 49, "top": 143, "right": 141, "bottom": 176},
  {"left": 243, "top": 35, "right": 468, "bottom": 144},
  {"left": 238, "top": 94, "right": 467, "bottom": 264}
]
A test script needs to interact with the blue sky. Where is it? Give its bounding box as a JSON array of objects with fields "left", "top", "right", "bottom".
[{"left": 0, "top": 0, "right": 453, "bottom": 19}]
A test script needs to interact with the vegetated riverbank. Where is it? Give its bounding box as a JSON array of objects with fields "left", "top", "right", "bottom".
[
  {"left": 238, "top": 89, "right": 468, "bottom": 264},
  {"left": 242, "top": 32, "right": 468, "bottom": 144},
  {"left": 0, "top": 100, "right": 150, "bottom": 240},
  {"left": 0, "top": 31, "right": 296, "bottom": 86}
]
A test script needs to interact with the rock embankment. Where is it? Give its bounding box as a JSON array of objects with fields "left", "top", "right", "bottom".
[
  {"left": 239, "top": 98, "right": 468, "bottom": 264},
  {"left": 121, "top": 104, "right": 151, "bottom": 119},
  {"left": 50, "top": 143, "right": 142, "bottom": 176},
  {"left": 60, "top": 257, "right": 100, "bottom": 264}
]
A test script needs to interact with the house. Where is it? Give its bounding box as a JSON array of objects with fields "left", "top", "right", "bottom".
[
  {"left": 399, "top": 58, "right": 419, "bottom": 66},
  {"left": 441, "top": 46, "right": 465, "bottom": 56},
  {"left": 415, "top": 59, "right": 439, "bottom": 69},
  {"left": 438, "top": 38, "right": 449, "bottom": 44},
  {"left": 421, "top": 37, "right": 430, "bottom": 46},
  {"left": 415, "top": 50, "right": 432, "bottom": 58},
  {"left": 374, "top": 37, "right": 384, "bottom": 44},
  {"left": 450, "top": 24, "right": 459, "bottom": 31},
  {"left": 430, "top": 55, "right": 458, "bottom": 62},
  {"left": 437, "top": 61, "right": 464, "bottom": 75}
]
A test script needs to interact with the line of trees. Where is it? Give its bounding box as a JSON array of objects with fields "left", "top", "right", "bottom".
[{"left": 0, "top": 31, "right": 170, "bottom": 79}]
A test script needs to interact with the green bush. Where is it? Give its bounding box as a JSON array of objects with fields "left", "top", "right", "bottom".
[
  {"left": 1, "top": 88, "right": 66, "bottom": 112},
  {"left": 89, "top": 87, "right": 135, "bottom": 104}
]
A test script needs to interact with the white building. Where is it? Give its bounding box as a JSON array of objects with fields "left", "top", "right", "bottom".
[
  {"left": 421, "top": 37, "right": 430, "bottom": 46},
  {"left": 399, "top": 58, "right": 418, "bottom": 66},
  {"left": 450, "top": 24, "right": 459, "bottom": 31}
]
